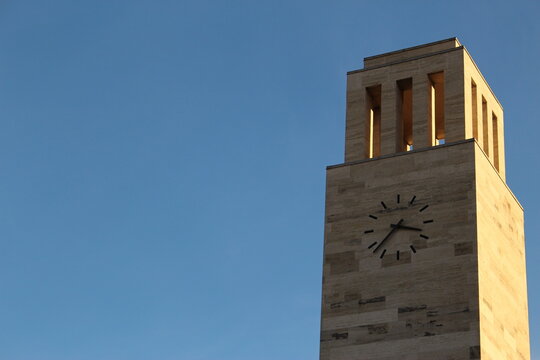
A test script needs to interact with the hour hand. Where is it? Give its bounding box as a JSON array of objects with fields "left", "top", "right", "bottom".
[{"left": 391, "top": 223, "right": 422, "bottom": 231}]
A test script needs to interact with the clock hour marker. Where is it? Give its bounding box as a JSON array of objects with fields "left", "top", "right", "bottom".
[
  {"left": 396, "top": 250, "right": 400, "bottom": 260},
  {"left": 368, "top": 241, "right": 377, "bottom": 249},
  {"left": 369, "top": 215, "right": 378, "bottom": 220},
  {"left": 381, "top": 201, "right": 387, "bottom": 209},
  {"left": 420, "top": 234, "right": 429, "bottom": 239},
  {"left": 380, "top": 249, "right": 387, "bottom": 259},
  {"left": 423, "top": 219, "right": 434, "bottom": 224},
  {"left": 419, "top": 205, "right": 429, "bottom": 212},
  {"left": 364, "top": 229, "right": 374, "bottom": 234},
  {"left": 409, "top": 195, "right": 416, "bottom": 205},
  {"left": 410, "top": 245, "right": 417, "bottom": 253},
  {"left": 397, "top": 194, "right": 400, "bottom": 204}
]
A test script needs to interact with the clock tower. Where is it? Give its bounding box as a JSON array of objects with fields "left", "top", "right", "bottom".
[{"left": 320, "top": 38, "right": 530, "bottom": 359}]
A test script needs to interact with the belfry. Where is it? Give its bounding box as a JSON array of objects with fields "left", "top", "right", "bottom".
[{"left": 319, "top": 38, "right": 530, "bottom": 359}]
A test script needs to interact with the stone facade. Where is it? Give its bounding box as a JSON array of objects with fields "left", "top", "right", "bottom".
[{"left": 320, "top": 39, "right": 529, "bottom": 359}]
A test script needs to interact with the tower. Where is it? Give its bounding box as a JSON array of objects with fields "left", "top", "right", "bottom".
[{"left": 320, "top": 38, "right": 530, "bottom": 359}]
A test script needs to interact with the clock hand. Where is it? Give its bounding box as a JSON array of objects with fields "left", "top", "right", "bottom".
[
  {"left": 373, "top": 219, "right": 403, "bottom": 253},
  {"left": 391, "top": 224, "right": 422, "bottom": 231}
]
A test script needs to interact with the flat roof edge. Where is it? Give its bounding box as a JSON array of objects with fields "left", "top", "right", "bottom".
[
  {"left": 363, "top": 37, "right": 460, "bottom": 62},
  {"left": 347, "top": 46, "right": 463, "bottom": 75}
]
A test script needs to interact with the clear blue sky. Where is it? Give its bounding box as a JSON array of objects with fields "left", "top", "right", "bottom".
[{"left": 0, "top": 1, "right": 538, "bottom": 359}]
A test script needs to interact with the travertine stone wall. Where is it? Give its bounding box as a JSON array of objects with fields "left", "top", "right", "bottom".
[
  {"left": 320, "top": 140, "right": 530, "bottom": 359},
  {"left": 325, "top": 39, "right": 528, "bottom": 359},
  {"left": 475, "top": 146, "right": 529, "bottom": 359},
  {"left": 321, "top": 141, "right": 480, "bottom": 359}
]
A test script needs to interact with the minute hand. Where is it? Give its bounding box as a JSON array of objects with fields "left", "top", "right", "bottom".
[
  {"left": 391, "top": 224, "right": 422, "bottom": 231},
  {"left": 373, "top": 219, "right": 403, "bottom": 252}
]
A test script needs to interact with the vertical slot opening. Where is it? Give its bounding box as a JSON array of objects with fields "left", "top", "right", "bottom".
[
  {"left": 482, "top": 97, "right": 489, "bottom": 156},
  {"left": 428, "top": 72, "right": 445, "bottom": 145},
  {"left": 492, "top": 112, "right": 499, "bottom": 171},
  {"left": 366, "top": 85, "right": 381, "bottom": 158},
  {"left": 397, "top": 78, "right": 413, "bottom": 151},
  {"left": 471, "top": 80, "right": 478, "bottom": 141}
]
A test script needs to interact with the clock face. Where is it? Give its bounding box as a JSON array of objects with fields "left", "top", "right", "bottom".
[{"left": 364, "top": 194, "right": 433, "bottom": 260}]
